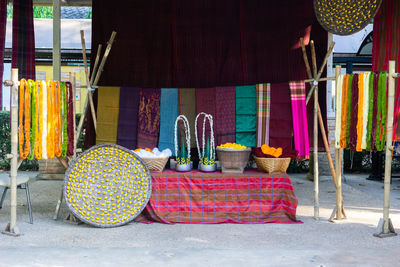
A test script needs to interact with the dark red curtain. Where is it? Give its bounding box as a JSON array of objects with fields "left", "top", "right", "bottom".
[{"left": 0, "top": 0, "right": 7, "bottom": 109}]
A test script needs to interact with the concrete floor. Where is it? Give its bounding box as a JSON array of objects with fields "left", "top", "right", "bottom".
[{"left": 0, "top": 171, "right": 399, "bottom": 267}]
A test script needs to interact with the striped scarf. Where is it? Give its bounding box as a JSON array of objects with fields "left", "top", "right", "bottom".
[{"left": 256, "top": 83, "right": 271, "bottom": 147}]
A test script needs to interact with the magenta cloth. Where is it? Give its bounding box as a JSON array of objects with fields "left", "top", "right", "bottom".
[
  {"left": 269, "top": 83, "right": 293, "bottom": 154},
  {"left": 135, "top": 170, "right": 300, "bottom": 224},
  {"left": 289, "top": 81, "right": 309, "bottom": 158},
  {"left": 195, "top": 87, "right": 216, "bottom": 144},
  {"left": 117, "top": 87, "right": 140, "bottom": 149},
  {"left": 0, "top": 0, "right": 6, "bottom": 109},
  {"left": 12, "top": 0, "right": 35, "bottom": 80},
  {"left": 215, "top": 87, "right": 236, "bottom": 146},
  {"left": 137, "top": 88, "right": 161, "bottom": 149}
]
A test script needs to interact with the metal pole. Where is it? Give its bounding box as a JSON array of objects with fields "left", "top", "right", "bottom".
[
  {"left": 53, "top": 0, "right": 61, "bottom": 81},
  {"left": 314, "top": 84, "right": 319, "bottom": 220}
]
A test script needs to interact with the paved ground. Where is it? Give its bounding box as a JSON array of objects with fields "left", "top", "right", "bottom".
[{"left": 0, "top": 171, "right": 399, "bottom": 267}]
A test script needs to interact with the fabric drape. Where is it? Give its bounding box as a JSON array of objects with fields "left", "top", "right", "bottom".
[
  {"left": 340, "top": 74, "right": 349, "bottom": 148},
  {"left": 41, "top": 81, "right": 47, "bottom": 159},
  {"left": 158, "top": 88, "right": 179, "bottom": 155},
  {"left": 0, "top": 0, "right": 6, "bottom": 109},
  {"left": 137, "top": 88, "right": 161, "bottom": 149},
  {"left": 116, "top": 87, "right": 140, "bottom": 149},
  {"left": 256, "top": 83, "right": 271, "bottom": 147},
  {"left": 236, "top": 85, "right": 256, "bottom": 147},
  {"left": 366, "top": 73, "right": 375, "bottom": 151},
  {"left": 178, "top": 88, "right": 196, "bottom": 148},
  {"left": 335, "top": 74, "right": 343, "bottom": 149},
  {"left": 356, "top": 73, "right": 364, "bottom": 151},
  {"left": 370, "top": 73, "right": 380, "bottom": 151},
  {"left": 215, "top": 87, "right": 236, "bottom": 146},
  {"left": 96, "top": 87, "right": 120, "bottom": 144},
  {"left": 195, "top": 87, "right": 216, "bottom": 144},
  {"left": 349, "top": 74, "right": 359, "bottom": 151},
  {"left": 361, "top": 73, "right": 370, "bottom": 150},
  {"left": 66, "top": 82, "right": 74, "bottom": 156}
]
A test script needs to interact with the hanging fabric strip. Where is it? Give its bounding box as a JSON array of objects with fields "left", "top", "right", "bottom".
[
  {"left": 346, "top": 74, "right": 354, "bottom": 146},
  {"left": 158, "top": 88, "right": 178, "bottom": 154},
  {"left": 66, "top": 82, "right": 75, "bottom": 156},
  {"left": 137, "top": 88, "right": 161, "bottom": 149},
  {"left": 54, "top": 81, "right": 62, "bottom": 158},
  {"left": 349, "top": 74, "right": 359, "bottom": 151},
  {"left": 47, "top": 81, "right": 55, "bottom": 159},
  {"left": 96, "top": 87, "right": 121, "bottom": 144},
  {"left": 0, "top": 0, "right": 6, "bottom": 109},
  {"left": 178, "top": 88, "right": 196, "bottom": 148},
  {"left": 375, "top": 72, "right": 387, "bottom": 151},
  {"left": 289, "top": 81, "right": 309, "bottom": 158},
  {"left": 215, "top": 87, "right": 236, "bottom": 146},
  {"left": 196, "top": 87, "right": 216, "bottom": 145},
  {"left": 335, "top": 74, "right": 343, "bottom": 149},
  {"left": 34, "top": 81, "right": 42, "bottom": 159},
  {"left": 370, "top": 73, "right": 380, "bottom": 151},
  {"left": 60, "top": 82, "right": 68, "bottom": 157},
  {"left": 18, "top": 79, "right": 30, "bottom": 159},
  {"left": 361, "top": 73, "right": 370, "bottom": 150},
  {"left": 366, "top": 73, "right": 375, "bottom": 151},
  {"left": 236, "top": 85, "right": 257, "bottom": 147},
  {"left": 256, "top": 83, "right": 271, "bottom": 147},
  {"left": 27, "top": 80, "right": 36, "bottom": 160},
  {"left": 340, "top": 74, "right": 349, "bottom": 148},
  {"left": 356, "top": 73, "right": 364, "bottom": 151},
  {"left": 41, "top": 81, "right": 47, "bottom": 159}
]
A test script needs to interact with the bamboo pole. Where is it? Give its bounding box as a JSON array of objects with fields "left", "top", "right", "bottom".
[
  {"left": 90, "top": 44, "right": 102, "bottom": 86},
  {"left": 304, "top": 77, "right": 335, "bottom": 82},
  {"left": 92, "top": 31, "right": 117, "bottom": 87},
  {"left": 375, "top": 60, "right": 397, "bottom": 237},
  {"left": 310, "top": 41, "right": 317, "bottom": 78},
  {"left": 300, "top": 38, "right": 313, "bottom": 79},
  {"left": 2, "top": 69, "right": 20, "bottom": 236}
]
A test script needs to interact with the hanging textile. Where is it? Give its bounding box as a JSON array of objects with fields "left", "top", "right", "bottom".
[
  {"left": 372, "top": 0, "right": 400, "bottom": 141},
  {"left": 215, "top": 87, "right": 236, "bottom": 146},
  {"left": 54, "top": 82, "right": 62, "bottom": 158},
  {"left": 334, "top": 74, "right": 343, "bottom": 149},
  {"left": 349, "top": 74, "right": 359, "bottom": 151},
  {"left": 366, "top": 73, "right": 375, "bottom": 151},
  {"left": 41, "top": 81, "right": 47, "bottom": 159},
  {"left": 195, "top": 87, "right": 216, "bottom": 143},
  {"left": 256, "top": 83, "right": 271, "bottom": 147},
  {"left": 116, "top": 87, "right": 140, "bottom": 149},
  {"left": 361, "top": 73, "right": 370, "bottom": 150},
  {"left": 47, "top": 81, "right": 55, "bottom": 158},
  {"left": 346, "top": 74, "right": 354, "bottom": 146},
  {"left": 375, "top": 72, "right": 387, "bottom": 151},
  {"left": 0, "top": 0, "right": 7, "bottom": 109},
  {"left": 339, "top": 74, "right": 349, "bottom": 148},
  {"left": 178, "top": 88, "right": 196, "bottom": 148},
  {"left": 60, "top": 82, "right": 68, "bottom": 158},
  {"left": 96, "top": 87, "right": 121, "bottom": 144},
  {"left": 33, "top": 81, "right": 43, "bottom": 159},
  {"left": 370, "top": 73, "right": 380, "bottom": 151},
  {"left": 269, "top": 83, "right": 293, "bottom": 154},
  {"left": 27, "top": 80, "right": 36, "bottom": 160},
  {"left": 158, "top": 88, "right": 178, "bottom": 154},
  {"left": 12, "top": 0, "right": 35, "bottom": 80},
  {"left": 356, "top": 73, "right": 364, "bottom": 151},
  {"left": 66, "top": 82, "right": 75, "bottom": 156},
  {"left": 289, "top": 81, "right": 309, "bottom": 158},
  {"left": 137, "top": 88, "right": 161, "bottom": 149},
  {"left": 18, "top": 79, "right": 30, "bottom": 159},
  {"left": 236, "top": 85, "right": 256, "bottom": 147}
]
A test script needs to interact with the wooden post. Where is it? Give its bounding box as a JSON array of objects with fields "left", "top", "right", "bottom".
[
  {"left": 2, "top": 69, "right": 20, "bottom": 236},
  {"left": 53, "top": 0, "right": 61, "bottom": 81},
  {"left": 375, "top": 60, "right": 397, "bottom": 237}
]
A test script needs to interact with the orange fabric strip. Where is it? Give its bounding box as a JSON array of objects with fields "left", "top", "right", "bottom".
[
  {"left": 356, "top": 73, "right": 364, "bottom": 151},
  {"left": 18, "top": 79, "right": 30, "bottom": 159},
  {"left": 340, "top": 74, "right": 349, "bottom": 148}
]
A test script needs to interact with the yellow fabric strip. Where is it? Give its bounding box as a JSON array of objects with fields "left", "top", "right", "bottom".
[
  {"left": 96, "top": 86, "right": 121, "bottom": 144},
  {"left": 356, "top": 73, "right": 364, "bottom": 151}
]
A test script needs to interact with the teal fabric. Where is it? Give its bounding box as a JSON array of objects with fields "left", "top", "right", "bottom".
[
  {"left": 158, "top": 88, "right": 179, "bottom": 155},
  {"left": 236, "top": 85, "right": 257, "bottom": 147}
]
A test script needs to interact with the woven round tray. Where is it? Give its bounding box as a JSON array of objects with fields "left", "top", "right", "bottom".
[
  {"left": 64, "top": 143, "right": 152, "bottom": 228},
  {"left": 254, "top": 156, "right": 291, "bottom": 174},
  {"left": 314, "top": 0, "right": 382, "bottom": 35},
  {"left": 140, "top": 157, "right": 169, "bottom": 172}
]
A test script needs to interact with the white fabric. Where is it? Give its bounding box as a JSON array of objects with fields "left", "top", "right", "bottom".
[
  {"left": 335, "top": 74, "right": 343, "bottom": 149},
  {"left": 133, "top": 148, "right": 172, "bottom": 158},
  {"left": 361, "top": 72, "right": 370, "bottom": 149},
  {"left": 41, "top": 81, "right": 48, "bottom": 159}
]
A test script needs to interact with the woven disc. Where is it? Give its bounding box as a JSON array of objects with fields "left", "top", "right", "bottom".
[
  {"left": 64, "top": 143, "right": 152, "bottom": 227},
  {"left": 314, "top": 0, "right": 382, "bottom": 35}
]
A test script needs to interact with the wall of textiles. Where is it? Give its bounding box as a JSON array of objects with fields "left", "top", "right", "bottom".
[
  {"left": 335, "top": 72, "right": 388, "bottom": 152},
  {"left": 96, "top": 82, "right": 311, "bottom": 158},
  {"left": 18, "top": 79, "right": 75, "bottom": 160}
]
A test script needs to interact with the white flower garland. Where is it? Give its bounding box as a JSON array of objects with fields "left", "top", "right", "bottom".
[
  {"left": 174, "top": 115, "right": 191, "bottom": 160},
  {"left": 195, "top": 112, "right": 215, "bottom": 160}
]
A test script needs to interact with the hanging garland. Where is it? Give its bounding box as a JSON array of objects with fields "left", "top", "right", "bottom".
[
  {"left": 54, "top": 81, "right": 62, "bottom": 158},
  {"left": 195, "top": 112, "right": 215, "bottom": 165},
  {"left": 47, "top": 80, "right": 55, "bottom": 159},
  {"left": 18, "top": 79, "right": 30, "bottom": 159},
  {"left": 34, "top": 80, "right": 43, "bottom": 159},
  {"left": 27, "top": 80, "right": 36, "bottom": 160},
  {"left": 174, "top": 115, "right": 191, "bottom": 165},
  {"left": 375, "top": 72, "right": 387, "bottom": 151},
  {"left": 66, "top": 82, "right": 75, "bottom": 156}
]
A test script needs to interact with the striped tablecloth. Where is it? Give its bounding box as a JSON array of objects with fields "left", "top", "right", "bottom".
[{"left": 136, "top": 170, "right": 300, "bottom": 224}]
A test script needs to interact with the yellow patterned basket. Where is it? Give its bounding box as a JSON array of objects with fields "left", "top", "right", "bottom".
[{"left": 254, "top": 156, "right": 291, "bottom": 174}]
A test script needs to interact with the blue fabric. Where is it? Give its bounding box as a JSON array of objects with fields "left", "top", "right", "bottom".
[{"left": 158, "top": 88, "right": 179, "bottom": 155}]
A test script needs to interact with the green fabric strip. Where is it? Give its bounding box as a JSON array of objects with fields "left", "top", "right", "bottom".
[
  {"left": 366, "top": 73, "right": 375, "bottom": 151},
  {"left": 375, "top": 72, "right": 387, "bottom": 151},
  {"left": 346, "top": 74, "right": 353, "bottom": 146},
  {"left": 236, "top": 85, "right": 256, "bottom": 147}
]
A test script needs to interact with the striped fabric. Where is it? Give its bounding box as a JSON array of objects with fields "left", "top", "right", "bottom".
[
  {"left": 135, "top": 170, "right": 300, "bottom": 224},
  {"left": 96, "top": 87, "right": 120, "bottom": 144},
  {"left": 12, "top": 0, "right": 36, "bottom": 80},
  {"left": 137, "top": 88, "right": 161, "bottom": 149},
  {"left": 256, "top": 83, "right": 271, "bottom": 147},
  {"left": 215, "top": 87, "right": 236, "bottom": 146},
  {"left": 289, "top": 81, "right": 309, "bottom": 158},
  {"left": 0, "top": 0, "right": 6, "bottom": 109},
  {"left": 372, "top": 0, "right": 400, "bottom": 141}
]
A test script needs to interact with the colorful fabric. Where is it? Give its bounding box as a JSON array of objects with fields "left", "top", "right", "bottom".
[
  {"left": 371, "top": 73, "right": 380, "bottom": 151},
  {"left": 356, "top": 73, "right": 364, "bottom": 151},
  {"left": 346, "top": 74, "right": 353, "bottom": 145},
  {"left": 158, "top": 89, "right": 179, "bottom": 155},
  {"left": 27, "top": 80, "right": 36, "bottom": 160},
  {"left": 335, "top": 74, "right": 343, "bottom": 149},
  {"left": 0, "top": 0, "right": 6, "bottom": 109},
  {"left": 372, "top": 0, "right": 400, "bottom": 141},
  {"left": 18, "top": 79, "right": 30, "bottom": 159},
  {"left": 361, "top": 73, "right": 370, "bottom": 150},
  {"left": 96, "top": 87, "right": 121, "bottom": 144},
  {"left": 375, "top": 72, "right": 388, "bottom": 151},
  {"left": 236, "top": 85, "right": 257, "bottom": 147},
  {"left": 178, "top": 88, "right": 196, "bottom": 148},
  {"left": 195, "top": 87, "right": 216, "bottom": 144},
  {"left": 269, "top": 83, "right": 294, "bottom": 153},
  {"left": 215, "top": 87, "right": 236, "bottom": 146},
  {"left": 289, "top": 81, "right": 309, "bottom": 158},
  {"left": 340, "top": 74, "right": 349, "bottom": 148},
  {"left": 256, "top": 83, "right": 271, "bottom": 147},
  {"left": 116, "top": 87, "right": 140, "bottom": 149},
  {"left": 349, "top": 74, "right": 359, "bottom": 151},
  {"left": 137, "top": 88, "right": 161, "bottom": 149},
  {"left": 41, "top": 81, "right": 47, "bottom": 159},
  {"left": 66, "top": 82, "right": 74, "bottom": 156},
  {"left": 366, "top": 73, "right": 375, "bottom": 151},
  {"left": 12, "top": 0, "right": 36, "bottom": 80},
  {"left": 135, "top": 170, "right": 300, "bottom": 224}
]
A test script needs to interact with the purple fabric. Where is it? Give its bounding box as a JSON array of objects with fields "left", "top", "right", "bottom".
[
  {"left": 349, "top": 74, "right": 359, "bottom": 151},
  {"left": 215, "top": 87, "right": 236, "bottom": 146},
  {"left": 117, "top": 87, "right": 140, "bottom": 149}
]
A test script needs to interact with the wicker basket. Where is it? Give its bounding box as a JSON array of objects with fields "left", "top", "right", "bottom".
[
  {"left": 254, "top": 156, "right": 291, "bottom": 174},
  {"left": 216, "top": 147, "right": 251, "bottom": 174},
  {"left": 141, "top": 157, "right": 169, "bottom": 172}
]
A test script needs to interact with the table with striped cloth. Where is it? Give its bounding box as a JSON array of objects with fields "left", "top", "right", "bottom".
[{"left": 136, "top": 170, "right": 300, "bottom": 224}]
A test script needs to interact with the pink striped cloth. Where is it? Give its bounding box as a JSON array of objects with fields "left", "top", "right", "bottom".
[
  {"left": 289, "top": 81, "right": 309, "bottom": 158},
  {"left": 256, "top": 83, "right": 271, "bottom": 146}
]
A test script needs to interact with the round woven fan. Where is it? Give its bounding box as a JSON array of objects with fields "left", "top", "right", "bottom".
[
  {"left": 64, "top": 143, "right": 152, "bottom": 228},
  {"left": 314, "top": 0, "right": 382, "bottom": 35}
]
